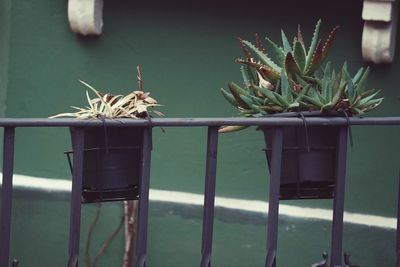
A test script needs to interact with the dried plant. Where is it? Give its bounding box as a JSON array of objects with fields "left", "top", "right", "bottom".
[
  {"left": 50, "top": 67, "right": 163, "bottom": 119},
  {"left": 53, "top": 67, "right": 163, "bottom": 267}
]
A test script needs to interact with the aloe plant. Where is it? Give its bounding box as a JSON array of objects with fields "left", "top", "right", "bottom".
[
  {"left": 300, "top": 62, "right": 383, "bottom": 113},
  {"left": 220, "top": 21, "right": 383, "bottom": 132},
  {"left": 236, "top": 19, "right": 339, "bottom": 86}
]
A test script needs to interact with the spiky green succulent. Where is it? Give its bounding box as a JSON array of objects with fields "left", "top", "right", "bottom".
[
  {"left": 221, "top": 62, "right": 382, "bottom": 116},
  {"left": 236, "top": 19, "right": 339, "bottom": 86},
  {"left": 300, "top": 62, "right": 383, "bottom": 114},
  {"left": 220, "top": 20, "right": 383, "bottom": 132}
]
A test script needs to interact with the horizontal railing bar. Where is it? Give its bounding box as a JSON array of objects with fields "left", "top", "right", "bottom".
[{"left": 0, "top": 117, "right": 399, "bottom": 127}]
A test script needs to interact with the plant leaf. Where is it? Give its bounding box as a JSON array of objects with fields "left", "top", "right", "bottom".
[
  {"left": 220, "top": 88, "right": 239, "bottom": 107},
  {"left": 238, "top": 38, "right": 252, "bottom": 60},
  {"left": 346, "top": 79, "right": 356, "bottom": 103},
  {"left": 285, "top": 52, "right": 301, "bottom": 79},
  {"left": 293, "top": 41, "right": 306, "bottom": 71},
  {"left": 240, "top": 66, "right": 251, "bottom": 88},
  {"left": 280, "top": 70, "right": 293, "bottom": 103},
  {"left": 281, "top": 30, "right": 292, "bottom": 53},
  {"left": 321, "top": 26, "right": 340, "bottom": 59},
  {"left": 305, "top": 19, "right": 322, "bottom": 71},
  {"left": 341, "top": 62, "right": 350, "bottom": 80},
  {"left": 305, "top": 39, "right": 324, "bottom": 75},
  {"left": 358, "top": 98, "right": 383, "bottom": 111},
  {"left": 355, "top": 67, "right": 369, "bottom": 93},
  {"left": 352, "top": 67, "right": 364, "bottom": 84},
  {"left": 308, "top": 86, "right": 326, "bottom": 105},
  {"left": 302, "top": 94, "right": 324, "bottom": 108},
  {"left": 79, "top": 80, "right": 103, "bottom": 99},
  {"left": 255, "top": 33, "right": 266, "bottom": 54},
  {"left": 297, "top": 24, "right": 306, "bottom": 51},
  {"left": 218, "top": 125, "right": 249, "bottom": 133},
  {"left": 356, "top": 90, "right": 381, "bottom": 107},
  {"left": 332, "top": 68, "right": 343, "bottom": 97},
  {"left": 294, "top": 84, "right": 311, "bottom": 103},
  {"left": 321, "top": 62, "right": 332, "bottom": 100},
  {"left": 228, "top": 82, "right": 251, "bottom": 109},
  {"left": 253, "top": 85, "right": 289, "bottom": 107},
  {"left": 236, "top": 59, "right": 280, "bottom": 83},
  {"left": 242, "top": 40, "right": 281, "bottom": 72},
  {"left": 265, "top": 36, "right": 286, "bottom": 67},
  {"left": 256, "top": 72, "right": 272, "bottom": 89}
]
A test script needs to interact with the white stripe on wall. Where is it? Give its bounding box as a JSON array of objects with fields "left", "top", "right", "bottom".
[{"left": 3, "top": 174, "right": 397, "bottom": 230}]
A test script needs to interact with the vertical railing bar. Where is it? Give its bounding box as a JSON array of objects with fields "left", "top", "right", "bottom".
[
  {"left": 0, "top": 127, "right": 15, "bottom": 267},
  {"left": 200, "top": 126, "right": 219, "bottom": 267},
  {"left": 396, "top": 169, "right": 400, "bottom": 267},
  {"left": 135, "top": 127, "right": 152, "bottom": 267},
  {"left": 67, "top": 127, "right": 85, "bottom": 267},
  {"left": 265, "top": 127, "right": 283, "bottom": 267},
  {"left": 330, "top": 126, "right": 348, "bottom": 266}
]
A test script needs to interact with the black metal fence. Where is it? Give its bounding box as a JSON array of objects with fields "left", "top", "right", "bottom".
[{"left": 0, "top": 117, "right": 400, "bottom": 267}]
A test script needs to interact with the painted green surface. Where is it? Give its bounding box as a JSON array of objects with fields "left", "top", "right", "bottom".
[
  {"left": 8, "top": 192, "right": 396, "bottom": 267},
  {"left": 1, "top": 0, "right": 400, "bottom": 266},
  {"left": 5, "top": 0, "right": 400, "bottom": 215},
  {"left": 0, "top": 0, "right": 10, "bottom": 116}
]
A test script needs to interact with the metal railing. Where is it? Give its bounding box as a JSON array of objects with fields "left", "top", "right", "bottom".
[{"left": 0, "top": 117, "right": 400, "bottom": 267}]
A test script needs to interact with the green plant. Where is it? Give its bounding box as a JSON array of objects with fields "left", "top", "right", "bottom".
[
  {"left": 300, "top": 62, "right": 382, "bottom": 114},
  {"left": 236, "top": 19, "right": 339, "bottom": 88},
  {"left": 220, "top": 20, "right": 382, "bottom": 132}
]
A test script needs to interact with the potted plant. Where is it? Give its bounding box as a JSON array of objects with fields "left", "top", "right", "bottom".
[
  {"left": 51, "top": 66, "right": 163, "bottom": 203},
  {"left": 220, "top": 20, "right": 383, "bottom": 199}
]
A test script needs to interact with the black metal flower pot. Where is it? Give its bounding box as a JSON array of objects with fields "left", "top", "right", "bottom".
[
  {"left": 68, "top": 127, "right": 144, "bottom": 203},
  {"left": 262, "top": 112, "right": 347, "bottom": 200}
]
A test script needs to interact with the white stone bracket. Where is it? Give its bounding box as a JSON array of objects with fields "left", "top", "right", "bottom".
[
  {"left": 68, "top": 0, "right": 103, "bottom": 36},
  {"left": 362, "top": 0, "right": 399, "bottom": 63}
]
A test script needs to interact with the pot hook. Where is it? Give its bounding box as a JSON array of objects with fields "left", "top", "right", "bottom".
[
  {"left": 298, "top": 113, "right": 310, "bottom": 152},
  {"left": 343, "top": 112, "right": 354, "bottom": 147}
]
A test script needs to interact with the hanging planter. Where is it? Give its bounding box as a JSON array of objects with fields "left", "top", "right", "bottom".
[
  {"left": 218, "top": 20, "right": 381, "bottom": 266},
  {"left": 219, "top": 20, "right": 383, "bottom": 199},
  {"left": 52, "top": 66, "right": 163, "bottom": 203},
  {"left": 67, "top": 126, "right": 145, "bottom": 203},
  {"left": 261, "top": 112, "right": 345, "bottom": 199}
]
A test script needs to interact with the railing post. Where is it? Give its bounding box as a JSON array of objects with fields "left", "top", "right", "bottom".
[
  {"left": 200, "top": 126, "right": 219, "bottom": 267},
  {"left": 135, "top": 127, "right": 152, "bottom": 267},
  {"left": 0, "top": 127, "right": 16, "bottom": 267},
  {"left": 396, "top": 169, "right": 400, "bottom": 267},
  {"left": 265, "top": 127, "right": 283, "bottom": 267},
  {"left": 67, "top": 127, "right": 85, "bottom": 267},
  {"left": 330, "top": 126, "right": 348, "bottom": 266}
]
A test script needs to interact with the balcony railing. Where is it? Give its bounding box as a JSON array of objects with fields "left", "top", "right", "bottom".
[{"left": 0, "top": 117, "right": 400, "bottom": 267}]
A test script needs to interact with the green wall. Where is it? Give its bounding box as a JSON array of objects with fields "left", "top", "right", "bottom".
[
  {"left": 1, "top": 0, "right": 400, "bottom": 266},
  {"left": 0, "top": 0, "right": 10, "bottom": 116}
]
